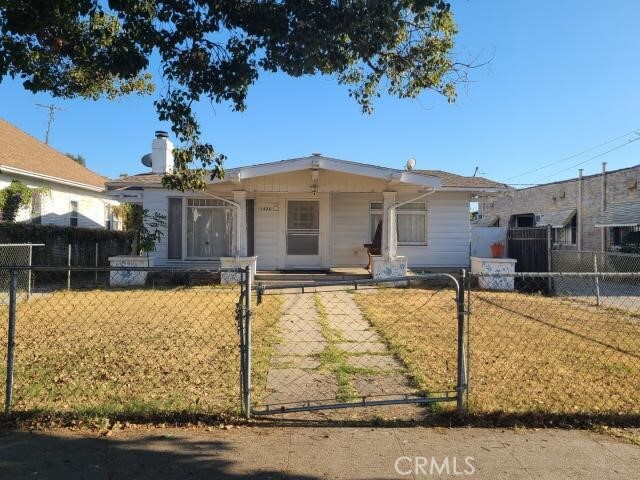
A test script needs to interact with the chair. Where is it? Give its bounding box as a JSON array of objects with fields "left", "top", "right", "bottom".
[{"left": 363, "top": 220, "right": 382, "bottom": 271}]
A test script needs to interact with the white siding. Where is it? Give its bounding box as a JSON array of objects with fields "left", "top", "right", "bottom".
[
  {"left": 0, "top": 173, "right": 112, "bottom": 228},
  {"left": 141, "top": 176, "right": 472, "bottom": 269},
  {"left": 330, "top": 191, "right": 471, "bottom": 268},
  {"left": 331, "top": 193, "right": 379, "bottom": 267},
  {"left": 397, "top": 192, "right": 471, "bottom": 268},
  {"left": 253, "top": 194, "right": 281, "bottom": 269}
]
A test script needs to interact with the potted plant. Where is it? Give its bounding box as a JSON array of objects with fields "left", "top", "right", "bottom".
[
  {"left": 109, "top": 208, "right": 166, "bottom": 286},
  {"left": 490, "top": 241, "right": 505, "bottom": 258}
]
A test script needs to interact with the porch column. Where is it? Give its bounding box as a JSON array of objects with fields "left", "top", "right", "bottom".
[
  {"left": 382, "top": 191, "right": 397, "bottom": 259},
  {"left": 233, "top": 190, "right": 248, "bottom": 256}
]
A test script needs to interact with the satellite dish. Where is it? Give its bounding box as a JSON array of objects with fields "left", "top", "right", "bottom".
[
  {"left": 141, "top": 153, "right": 152, "bottom": 167},
  {"left": 406, "top": 157, "right": 416, "bottom": 171}
]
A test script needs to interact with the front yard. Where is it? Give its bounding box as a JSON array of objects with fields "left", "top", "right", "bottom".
[
  {"left": 355, "top": 287, "right": 640, "bottom": 416},
  {"left": 0, "top": 286, "right": 281, "bottom": 417}
]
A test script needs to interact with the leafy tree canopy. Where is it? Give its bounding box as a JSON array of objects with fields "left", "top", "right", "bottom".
[
  {"left": 0, "top": 180, "right": 49, "bottom": 222},
  {"left": 1, "top": 0, "right": 467, "bottom": 191},
  {"left": 65, "top": 152, "right": 87, "bottom": 166}
]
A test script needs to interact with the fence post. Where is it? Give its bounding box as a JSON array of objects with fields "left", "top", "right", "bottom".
[
  {"left": 546, "top": 225, "right": 553, "bottom": 293},
  {"left": 593, "top": 252, "right": 601, "bottom": 306},
  {"left": 67, "top": 244, "right": 71, "bottom": 291},
  {"left": 4, "top": 270, "right": 17, "bottom": 415},
  {"left": 244, "top": 266, "right": 252, "bottom": 420},
  {"left": 456, "top": 268, "right": 468, "bottom": 414},
  {"left": 95, "top": 243, "right": 99, "bottom": 285}
]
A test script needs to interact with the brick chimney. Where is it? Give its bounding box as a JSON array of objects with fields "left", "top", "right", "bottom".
[{"left": 151, "top": 130, "right": 174, "bottom": 174}]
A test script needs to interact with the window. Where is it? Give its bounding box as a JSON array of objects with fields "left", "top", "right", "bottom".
[
  {"left": 553, "top": 216, "right": 576, "bottom": 246},
  {"left": 369, "top": 202, "right": 428, "bottom": 245},
  {"left": 31, "top": 192, "right": 42, "bottom": 224},
  {"left": 186, "top": 198, "right": 233, "bottom": 257},
  {"left": 69, "top": 200, "right": 79, "bottom": 227}
]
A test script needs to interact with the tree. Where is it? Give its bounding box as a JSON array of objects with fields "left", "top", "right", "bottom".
[
  {"left": 65, "top": 152, "right": 86, "bottom": 166},
  {"left": 1, "top": 1, "right": 468, "bottom": 191}
]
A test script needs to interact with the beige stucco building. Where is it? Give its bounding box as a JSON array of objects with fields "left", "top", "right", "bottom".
[{"left": 477, "top": 163, "right": 640, "bottom": 251}]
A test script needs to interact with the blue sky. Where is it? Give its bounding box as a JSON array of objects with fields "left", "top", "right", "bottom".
[{"left": 1, "top": 0, "right": 639, "bottom": 184}]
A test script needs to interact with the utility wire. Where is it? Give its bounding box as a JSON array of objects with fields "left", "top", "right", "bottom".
[
  {"left": 504, "top": 128, "right": 640, "bottom": 181},
  {"left": 533, "top": 135, "right": 640, "bottom": 183}
]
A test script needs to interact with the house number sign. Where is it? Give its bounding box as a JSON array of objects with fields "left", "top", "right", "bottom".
[{"left": 259, "top": 203, "right": 279, "bottom": 213}]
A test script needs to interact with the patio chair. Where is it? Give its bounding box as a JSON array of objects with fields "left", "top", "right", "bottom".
[{"left": 364, "top": 220, "right": 382, "bottom": 271}]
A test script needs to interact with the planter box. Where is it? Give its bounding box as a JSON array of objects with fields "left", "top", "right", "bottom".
[
  {"left": 371, "top": 255, "right": 408, "bottom": 280},
  {"left": 109, "top": 255, "right": 153, "bottom": 286},
  {"left": 470, "top": 256, "right": 517, "bottom": 291},
  {"left": 220, "top": 256, "right": 258, "bottom": 284}
]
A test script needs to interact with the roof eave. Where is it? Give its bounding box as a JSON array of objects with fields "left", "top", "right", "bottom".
[{"left": 0, "top": 164, "right": 105, "bottom": 192}]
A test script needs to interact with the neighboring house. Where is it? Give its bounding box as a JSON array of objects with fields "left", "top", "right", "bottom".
[
  {"left": 0, "top": 118, "right": 119, "bottom": 229},
  {"left": 107, "top": 132, "right": 507, "bottom": 271},
  {"left": 477, "top": 163, "right": 640, "bottom": 251}
]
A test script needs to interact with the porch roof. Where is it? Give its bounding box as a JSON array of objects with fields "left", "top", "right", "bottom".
[
  {"left": 536, "top": 208, "right": 576, "bottom": 228},
  {"left": 106, "top": 154, "right": 509, "bottom": 193},
  {"left": 217, "top": 155, "right": 442, "bottom": 188}
]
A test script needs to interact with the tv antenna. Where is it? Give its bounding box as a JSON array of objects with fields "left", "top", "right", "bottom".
[{"left": 35, "top": 103, "right": 65, "bottom": 144}]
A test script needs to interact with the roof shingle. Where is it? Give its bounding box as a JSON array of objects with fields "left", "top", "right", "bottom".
[{"left": 0, "top": 118, "right": 107, "bottom": 189}]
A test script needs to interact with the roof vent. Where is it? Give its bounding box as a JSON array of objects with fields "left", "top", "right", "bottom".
[
  {"left": 311, "top": 152, "right": 322, "bottom": 157},
  {"left": 155, "top": 130, "right": 169, "bottom": 139}
]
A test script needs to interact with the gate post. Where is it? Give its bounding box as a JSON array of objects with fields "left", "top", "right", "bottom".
[
  {"left": 244, "top": 265, "right": 252, "bottom": 419},
  {"left": 5, "top": 270, "right": 17, "bottom": 415},
  {"left": 456, "top": 269, "right": 468, "bottom": 414}
]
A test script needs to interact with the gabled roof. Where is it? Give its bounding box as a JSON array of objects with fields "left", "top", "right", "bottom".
[
  {"left": 108, "top": 155, "right": 509, "bottom": 193},
  {"left": 0, "top": 118, "right": 106, "bottom": 191},
  {"left": 595, "top": 201, "right": 640, "bottom": 227}
]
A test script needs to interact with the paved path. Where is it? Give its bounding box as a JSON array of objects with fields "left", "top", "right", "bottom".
[
  {"left": 1, "top": 426, "right": 638, "bottom": 479},
  {"left": 261, "top": 289, "right": 424, "bottom": 419}
]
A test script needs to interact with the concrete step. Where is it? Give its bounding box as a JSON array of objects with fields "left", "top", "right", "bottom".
[{"left": 254, "top": 271, "right": 370, "bottom": 283}]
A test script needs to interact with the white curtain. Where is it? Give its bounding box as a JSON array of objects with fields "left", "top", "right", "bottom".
[
  {"left": 397, "top": 213, "right": 426, "bottom": 243},
  {"left": 187, "top": 207, "right": 232, "bottom": 257}
]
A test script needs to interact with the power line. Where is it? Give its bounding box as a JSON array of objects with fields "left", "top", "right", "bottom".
[
  {"left": 504, "top": 128, "right": 640, "bottom": 181},
  {"left": 35, "top": 103, "right": 65, "bottom": 144},
  {"left": 532, "top": 135, "right": 640, "bottom": 183}
]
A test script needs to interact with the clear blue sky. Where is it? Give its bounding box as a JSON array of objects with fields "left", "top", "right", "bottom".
[{"left": 1, "top": 0, "right": 639, "bottom": 185}]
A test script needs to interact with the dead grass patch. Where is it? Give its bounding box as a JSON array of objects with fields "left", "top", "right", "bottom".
[
  {"left": 355, "top": 288, "right": 640, "bottom": 416},
  {"left": 0, "top": 286, "right": 282, "bottom": 418}
]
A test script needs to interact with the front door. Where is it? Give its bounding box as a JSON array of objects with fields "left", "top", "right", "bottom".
[{"left": 286, "top": 200, "right": 322, "bottom": 268}]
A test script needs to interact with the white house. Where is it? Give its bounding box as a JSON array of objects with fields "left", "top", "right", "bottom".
[
  {"left": 0, "top": 118, "right": 119, "bottom": 229},
  {"left": 107, "top": 132, "right": 507, "bottom": 275}
]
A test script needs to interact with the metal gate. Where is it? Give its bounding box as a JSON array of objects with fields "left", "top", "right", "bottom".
[{"left": 238, "top": 272, "right": 468, "bottom": 418}]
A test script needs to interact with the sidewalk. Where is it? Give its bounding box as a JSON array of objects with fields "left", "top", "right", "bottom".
[{"left": 1, "top": 426, "right": 638, "bottom": 479}]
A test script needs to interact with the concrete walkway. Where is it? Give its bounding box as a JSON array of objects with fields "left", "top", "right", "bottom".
[
  {"left": 1, "top": 426, "right": 637, "bottom": 479},
  {"left": 261, "top": 289, "right": 424, "bottom": 419}
]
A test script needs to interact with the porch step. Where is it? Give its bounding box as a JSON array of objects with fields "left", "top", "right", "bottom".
[{"left": 254, "top": 269, "right": 370, "bottom": 285}]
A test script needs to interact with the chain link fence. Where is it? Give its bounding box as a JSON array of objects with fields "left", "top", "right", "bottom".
[
  {"left": 468, "top": 271, "right": 640, "bottom": 419},
  {"left": 1, "top": 266, "right": 638, "bottom": 425},
  {"left": 250, "top": 275, "right": 464, "bottom": 417}
]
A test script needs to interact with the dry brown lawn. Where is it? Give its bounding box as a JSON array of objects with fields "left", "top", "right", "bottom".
[
  {"left": 0, "top": 286, "right": 282, "bottom": 417},
  {"left": 355, "top": 288, "right": 640, "bottom": 415}
]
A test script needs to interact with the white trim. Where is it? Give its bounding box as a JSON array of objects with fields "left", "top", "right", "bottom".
[
  {"left": 0, "top": 164, "right": 105, "bottom": 192},
  {"left": 217, "top": 156, "right": 442, "bottom": 189}
]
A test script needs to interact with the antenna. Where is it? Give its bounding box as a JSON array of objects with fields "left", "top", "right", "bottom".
[{"left": 35, "top": 103, "right": 65, "bottom": 144}]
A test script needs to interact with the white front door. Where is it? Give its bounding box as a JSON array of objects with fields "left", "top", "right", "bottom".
[{"left": 286, "top": 200, "right": 322, "bottom": 268}]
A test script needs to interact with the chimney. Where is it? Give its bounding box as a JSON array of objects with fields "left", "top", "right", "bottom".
[{"left": 151, "top": 130, "right": 174, "bottom": 174}]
